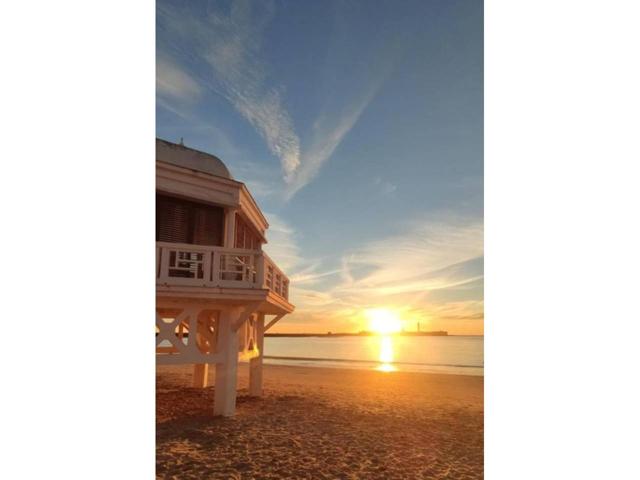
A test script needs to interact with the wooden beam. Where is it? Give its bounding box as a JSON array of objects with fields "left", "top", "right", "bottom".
[
  {"left": 231, "top": 301, "right": 261, "bottom": 332},
  {"left": 214, "top": 307, "right": 241, "bottom": 416},
  {"left": 264, "top": 314, "right": 284, "bottom": 332},
  {"left": 249, "top": 313, "right": 265, "bottom": 397},
  {"left": 193, "top": 364, "right": 209, "bottom": 388}
]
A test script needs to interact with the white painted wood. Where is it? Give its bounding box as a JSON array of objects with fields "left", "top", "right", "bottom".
[
  {"left": 157, "top": 160, "right": 269, "bottom": 237},
  {"left": 256, "top": 253, "right": 265, "bottom": 288},
  {"left": 261, "top": 252, "right": 290, "bottom": 300},
  {"left": 238, "top": 185, "right": 269, "bottom": 238},
  {"left": 156, "top": 308, "right": 193, "bottom": 353},
  {"left": 193, "top": 364, "right": 209, "bottom": 388},
  {"left": 203, "top": 252, "right": 213, "bottom": 283},
  {"left": 211, "top": 251, "right": 220, "bottom": 285},
  {"left": 156, "top": 306, "right": 227, "bottom": 365},
  {"left": 156, "top": 150, "right": 295, "bottom": 415},
  {"left": 214, "top": 307, "right": 241, "bottom": 416},
  {"left": 231, "top": 302, "right": 261, "bottom": 332},
  {"left": 156, "top": 243, "right": 274, "bottom": 290},
  {"left": 249, "top": 313, "right": 265, "bottom": 397},
  {"left": 224, "top": 207, "right": 237, "bottom": 248},
  {"left": 156, "top": 161, "right": 240, "bottom": 207}
]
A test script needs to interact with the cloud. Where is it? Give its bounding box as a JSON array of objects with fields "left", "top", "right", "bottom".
[
  {"left": 261, "top": 213, "right": 303, "bottom": 272},
  {"left": 283, "top": 214, "right": 484, "bottom": 333},
  {"left": 158, "top": 0, "right": 301, "bottom": 183},
  {"left": 156, "top": 55, "right": 202, "bottom": 103},
  {"left": 157, "top": 0, "right": 402, "bottom": 200},
  {"left": 283, "top": 52, "right": 399, "bottom": 200},
  {"left": 281, "top": 1, "right": 411, "bottom": 199},
  {"left": 290, "top": 268, "right": 342, "bottom": 285},
  {"left": 227, "top": 160, "right": 282, "bottom": 199},
  {"left": 261, "top": 213, "right": 343, "bottom": 299},
  {"left": 284, "top": 93, "right": 379, "bottom": 200},
  {"left": 373, "top": 177, "right": 397, "bottom": 195},
  {"left": 342, "top": 216, "right": 483, "bottom": 296}
]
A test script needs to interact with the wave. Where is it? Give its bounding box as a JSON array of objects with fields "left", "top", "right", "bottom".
[{"left": 263, "top": 355, "right": 483, "bottom": 370}]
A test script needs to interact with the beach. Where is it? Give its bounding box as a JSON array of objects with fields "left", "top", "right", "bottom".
[{"left": 157, "top": 364, "right": 483, "bottom": 479}]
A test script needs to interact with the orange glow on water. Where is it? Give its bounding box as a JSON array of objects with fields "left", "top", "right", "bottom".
[{"left": 376, "top": 335, "right": 397, "bottom": 372}]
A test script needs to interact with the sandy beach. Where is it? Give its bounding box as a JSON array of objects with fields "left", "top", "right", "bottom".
[{"left": 157, "top": 364, "right": 483, "bottom": 479}]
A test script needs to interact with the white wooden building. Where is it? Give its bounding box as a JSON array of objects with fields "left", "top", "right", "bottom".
[{"left": 155, "top": 138, "right": 294, "bottom": 416}]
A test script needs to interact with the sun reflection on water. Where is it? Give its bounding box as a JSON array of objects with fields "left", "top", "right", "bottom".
[{"left": 376, "top": 335, "right": 397, "bottom": 372}]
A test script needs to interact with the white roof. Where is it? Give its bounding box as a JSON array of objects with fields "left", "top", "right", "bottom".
[{"left": 156, "top": 138, "right": 232, "bottom": 179}]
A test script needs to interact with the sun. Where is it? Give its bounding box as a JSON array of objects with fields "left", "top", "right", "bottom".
[{"left": 365, "top": 308, "right": 403, "bottom": 335}]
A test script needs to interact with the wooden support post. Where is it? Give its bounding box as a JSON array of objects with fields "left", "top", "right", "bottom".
[
  {"left": 249, "top": 313, "right": 265, "bottom": 397},
  {"left": 193, "top": 364, "right": 209, "bottom": 388},
  {"left": 224, "top": 208, "right": 237, "bottom": 248},
  {"left": 214, "top": 307, "right": 241, "bottom": 416},
  {"left": 256, "top": 252, "right": 265, "bottom": 287}
]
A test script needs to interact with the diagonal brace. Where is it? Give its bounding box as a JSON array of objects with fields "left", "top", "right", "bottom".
[
  {"left": 264, "top": 314, "right": 285, "bottom": 332},
  {"left": 231, "top": 302, "right": 262, "bottom": 332}
]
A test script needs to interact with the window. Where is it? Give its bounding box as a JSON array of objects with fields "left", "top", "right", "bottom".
[
  {"left": 156, "top": 193, "right": 224, "bottom": 246},
  {"left": 234, "top": 215, "right": 261, "bottom": 250}
]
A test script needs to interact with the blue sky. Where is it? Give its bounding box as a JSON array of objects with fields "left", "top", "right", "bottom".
[{"left": 157, "top": 0, "right": 483, "bottom": 334}]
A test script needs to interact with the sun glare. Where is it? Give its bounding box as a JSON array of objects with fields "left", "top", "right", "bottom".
[
  {"left": 366, "top": 308, "right": 403, "bottom": 335},
  {"left": 375, "top": 329, "right": 397, "bottom": 372}
]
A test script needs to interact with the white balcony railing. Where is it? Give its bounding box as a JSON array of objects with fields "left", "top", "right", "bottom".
[{"left": 156, "top": 242, "right": 290, "bottom": 300}]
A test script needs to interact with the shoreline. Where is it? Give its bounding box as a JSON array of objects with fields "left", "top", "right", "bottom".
[
  {"left": 265, "top": 331, "right": 450, "bottom": 338},
  {"left": 262, "top": 356, "right": 484, "bottom": 376}
]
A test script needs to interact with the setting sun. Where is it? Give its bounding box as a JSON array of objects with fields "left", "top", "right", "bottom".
[{"left": 366, "top": 308, "right": 403, "bottom": 334}]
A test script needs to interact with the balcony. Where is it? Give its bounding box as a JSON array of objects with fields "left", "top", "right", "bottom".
[{"left": 156, "top": 241, "right": 290, "bottom": 301}]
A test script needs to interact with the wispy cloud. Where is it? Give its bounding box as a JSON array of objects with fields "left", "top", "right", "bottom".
[
  {"left": 157, "top": 0, "right": 404, "bottom": 200},
  {"left": 284, "top": 88, "right": 382, "bottom": 200},
  {"left": 343, "top": 216, "right": 484, "bottom": 296},
  {"left": 373, "top": 176, "right": 397, "bottom": 196},
  {"left": 261, "top": 213, "right": 344, "bottom": 312},
  {"left": 290, "top": 268, "right": 342, "bottom": 285},
  {"left": 227, "top": 160, "right": 282, "bottom": 199},
  {"left": 283, "top": 214, "right": 484, "bottom": 333},
  {"left": 261, "top": 213, "right": 303, "bottom": 272},
  {"left": 156, "top": 54, "right": 202, "bottom": 104},
  {"left": 281, "top": 2, "right": 409, "bottom": 199},
  {"left": 158, "top": 0, "right": 301, "bottom": 183}
]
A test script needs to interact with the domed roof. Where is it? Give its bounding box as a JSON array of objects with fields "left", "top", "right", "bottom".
[{"left": 156, "top": 138, "right": 233, "bottom": 179}]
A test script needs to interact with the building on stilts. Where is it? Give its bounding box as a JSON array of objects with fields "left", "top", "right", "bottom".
[{"left": 155, "top": 138, "right": 294, "bottom": 416}]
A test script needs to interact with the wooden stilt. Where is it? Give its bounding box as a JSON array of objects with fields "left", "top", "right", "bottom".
[
  {"left": 214, "top": 307, "right": 241, "bottom": 416},
  {"left": 192, "top": 364, "right": 209, "bottom": 388},
  {"left": 249, "top": 313, "right": 265, "bottom": 397}
]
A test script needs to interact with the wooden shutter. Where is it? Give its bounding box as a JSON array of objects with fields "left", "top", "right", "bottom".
[
  {"left": 156, "top": 194, "right": 190, "bottom": 243},
  {"left": 156, "top": 194, "right": 224, "bottom": 246},
  {"left": 234, "top": 215, "right": 261, "bottom": 250},
  {"left": 192, "top": 205, "right": 223, "bottom": 246}
]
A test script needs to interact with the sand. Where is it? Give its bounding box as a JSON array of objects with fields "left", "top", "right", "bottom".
[{"left": 157, "top": 364, "right": 483, "bottom": 479}]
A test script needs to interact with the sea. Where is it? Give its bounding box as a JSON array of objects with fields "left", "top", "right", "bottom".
[{"left": 263, "top": 335, "right": 483, "bottom": 376}]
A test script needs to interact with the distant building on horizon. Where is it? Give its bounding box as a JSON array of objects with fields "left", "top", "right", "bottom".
[{"left": 155, "top": 138, "right": 294, "bottom": 416}]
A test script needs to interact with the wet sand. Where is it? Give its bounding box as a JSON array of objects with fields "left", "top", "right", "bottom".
[{"left": 157, "top": 364, "right": 483, "bottom": 479}]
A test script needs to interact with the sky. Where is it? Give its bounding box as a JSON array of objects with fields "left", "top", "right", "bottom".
[{"left": 157, "top": 0, "right": 483, "bottom": 335}]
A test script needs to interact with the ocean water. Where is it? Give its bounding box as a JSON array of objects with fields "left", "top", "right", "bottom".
[{"left": 263, "top": 335, "right": 484, "bottom": 376}]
